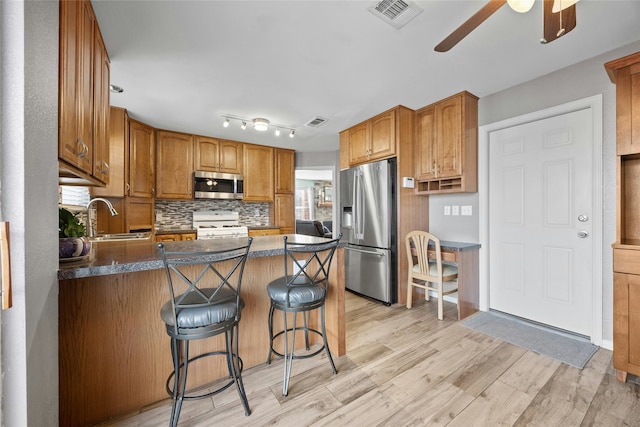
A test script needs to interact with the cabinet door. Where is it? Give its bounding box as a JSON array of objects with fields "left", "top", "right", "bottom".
[
  {"left": 219, "top": 140, "right": 243, "bottom": 174},
  {"left": 92, "top": 27, "right": 110, "bottom": 184},
  {"left": 181, "top": 233, "right": 197, "bottom": 241},
  {"left": 275, "top": 149, "right": 295, "bottom": 194},
  {"left": 616, "top": 63, "right": 640, "bottom": 155},
  {"left": 59, "top": 0, "right": 93, "bottom": 174},
  {"left": 194, "top": 136, "right": 219, "bottom": 171},
  {"left": 156, "top": 131, "right": 193, "bottom": 200},
  {"left": 275, "top": 193, "right": 294, "bottom": 234},
  {"left": 243, "top": 145, "right": 274, "bottom": 202},
  {"left": 77, "top": 0, "right": 95, "bottom": 173},
  {"left": 126, "top": 197, "right": 154, "bottom": 232},
  {"left": 128, "top": 120, "right": 155, "bottom": 198},
  {"left": 93, "top": 107, "right": 127, "bottom": 198},
  {"left": 348, "top": 122, "right": 370, "bottom": 165},
  {"left": 369, "top": 110, "right": 396, "bottom": 160},
  {"left": 436, "top": 95, "right": 463, "bottom": 179},
  {"left": 614, "top": 272, "right": 640, "bottom": 374},
  {"left": 156, "top": 234, "right": 179, "bottom": 242},
  {"left": 415, "top": 107, "right": 436, "bottom": 180}
]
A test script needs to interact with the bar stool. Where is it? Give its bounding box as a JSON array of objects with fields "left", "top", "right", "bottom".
[
  {"left": 266, "top": 235, "right": 341, "bottom": 396},
  {"left": 158, "top": 238, "right": 252, "bottom": 426}
]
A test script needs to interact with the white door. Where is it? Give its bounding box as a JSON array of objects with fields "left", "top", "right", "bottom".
[{"left": 489, "top": 108, "right": 593, "bottom": 336}]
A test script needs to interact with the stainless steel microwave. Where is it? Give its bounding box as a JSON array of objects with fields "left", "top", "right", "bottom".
[{"left": 193, "top": 171, "right": 244, "bottom": 200}]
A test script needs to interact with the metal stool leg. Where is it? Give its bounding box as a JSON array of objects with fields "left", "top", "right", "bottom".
[
  {"left": 227, "top": 326, "right": 251, "bottom": 416},
  {"left": 266, "top": 304, "right": 276, "bottom": 365}
]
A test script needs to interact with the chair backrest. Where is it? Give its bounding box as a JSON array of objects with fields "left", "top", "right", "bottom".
[
  {"left": 282, "top": 234, "right": 342, "bottom": 305},
  {"left": 405, "top": 231, "right": 444, "bottom": 281},
  {"left": 158, "top": 238, "right": 253, "bottom": 330},
  {"left": 295, "top": 220, "right": 325, "bottom": 237}
]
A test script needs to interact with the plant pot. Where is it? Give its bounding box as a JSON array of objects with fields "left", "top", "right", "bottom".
[{"left": 59, "top": 237, "right": 91, "bottom": 258}]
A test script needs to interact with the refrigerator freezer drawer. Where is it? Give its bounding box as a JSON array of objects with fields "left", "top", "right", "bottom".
[{"left": 345, "top": 245, "right": 392, "bottom": 304}]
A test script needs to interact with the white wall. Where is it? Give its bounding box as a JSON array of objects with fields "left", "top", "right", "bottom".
[
  {"left": 1, "top": 1, "right": 59, "bottom": 424},
  {"left": 429, "top": 40, "right": 640, "bottom": 344}
]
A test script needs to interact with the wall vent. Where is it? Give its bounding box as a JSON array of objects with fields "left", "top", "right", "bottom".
[
  {"left": 369, "top": 0, "right": 423, "bottom": 29},
  {"left": 305, "top": 117, "right": 328, "bottom": 128}
]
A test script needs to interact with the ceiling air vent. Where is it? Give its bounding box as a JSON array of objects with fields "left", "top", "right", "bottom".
[
  {"left": 305, "top": 117, "right": 328, "bottom": 128},
  {"left": 369, "top": 0, "right": 423, "bottom": 29}
]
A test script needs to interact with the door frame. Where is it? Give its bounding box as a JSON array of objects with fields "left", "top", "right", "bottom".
[{"left": 479, "top": 94, "right": 603, "bottom": 345}]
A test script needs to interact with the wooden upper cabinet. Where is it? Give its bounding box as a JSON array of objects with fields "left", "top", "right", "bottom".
[
  {"left": 92, "top": 107, "right": 127, "bottom": 198},
  {"left": 128, "top": 120, "right": 155, "bottom": 198},
  {"left": 156, "top": 131, "right": 193, "bottom": 200},
  {"left": 58, "top": 0, "right": 111, "bottom": 186},
  {"left": 59, "top": 0, "right": 93, "bottom": 175},
  {"left": 415, "top": 91, "right": 478, "bottom": 194},
  {"left": 275, "top": 193, "right": 295, "bottom": 234},
  {"left": 194, "top": 137, "right": 243, "bottom": 174},
  {"left": 605, "top": 52, "right": 640, "bottom": 156},
  {"left": 275, "top": 148, "right": 295, "bottom": 194},
  {"left": 345, "top": 109, "right": 396, "bottom": 166},
  {"left": 92, "top": 27, "right": 110, "bottom": 184},
  {"left": 243, "top": 145, "right": 274, "bottom": 202}
]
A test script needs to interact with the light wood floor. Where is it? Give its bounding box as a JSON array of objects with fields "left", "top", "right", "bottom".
[{"left": 102, "top": 292, "right": 640, "bottom": 426}]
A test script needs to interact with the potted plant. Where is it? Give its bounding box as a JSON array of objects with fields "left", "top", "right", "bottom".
[{"left": 59, "top": 207, "right": 91, "bottom": 258}]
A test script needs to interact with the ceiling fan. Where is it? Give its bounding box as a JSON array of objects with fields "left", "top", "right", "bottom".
[{"left": 434, "top": 0, "right": 578, "bottom": 52}]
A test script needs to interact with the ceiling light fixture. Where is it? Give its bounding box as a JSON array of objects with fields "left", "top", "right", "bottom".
[
  {"left": 507, "top": 0, "right": 534, "bottom": 13},
  {"left": 253, "top": 118, "right": 270, "bottom": 131},
  {"left": 220, "top": 114, "right": 295, "bottom": 139}
]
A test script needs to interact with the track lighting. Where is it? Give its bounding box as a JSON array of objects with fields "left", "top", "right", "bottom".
[{"left": 219, "top": 114, "right": 295, "bottom": 139}]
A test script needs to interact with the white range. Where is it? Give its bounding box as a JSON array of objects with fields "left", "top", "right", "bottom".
[{"left": 192, "top": 210, "right": 249, "bottom": 240}]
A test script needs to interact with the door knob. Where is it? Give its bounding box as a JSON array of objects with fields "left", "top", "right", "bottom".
[{"left": 577, "top": 231, "right": 589, "bottom": 238}]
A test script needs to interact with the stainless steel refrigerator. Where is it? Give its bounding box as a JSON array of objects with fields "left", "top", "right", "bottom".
[{"left": 340, "top": 158, "right": 397, "bottom": 305}]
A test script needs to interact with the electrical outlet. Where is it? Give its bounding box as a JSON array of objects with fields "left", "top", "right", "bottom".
[
  {"left": 452, "top": 205, "right": 460, "bottom": 216},
  {"left": 444, "top": 206, "right": 451, "bottom": 216},
  {"left": 461, "top": 205, "right": 473, "bottom": 216}
]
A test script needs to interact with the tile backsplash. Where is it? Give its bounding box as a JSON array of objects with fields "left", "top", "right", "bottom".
[{"left": 155, "top": 200, "right": 270, "bottom": 231}]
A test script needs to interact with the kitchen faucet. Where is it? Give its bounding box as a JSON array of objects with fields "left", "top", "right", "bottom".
[{"left": 86, "top": 198, "right": 118, "bottom": 238}]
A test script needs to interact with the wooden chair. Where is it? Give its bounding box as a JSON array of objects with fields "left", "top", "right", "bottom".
[{"left": 405, "top": 231, "right": 458, "bottom": 320}]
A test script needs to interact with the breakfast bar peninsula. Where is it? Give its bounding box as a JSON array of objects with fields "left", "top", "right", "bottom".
[{"left": 58, "top": 235, "right": 345, "bottom": 426}]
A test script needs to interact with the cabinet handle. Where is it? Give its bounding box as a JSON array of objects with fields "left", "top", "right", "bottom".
[
  {"left": 101, "top": 160, "right": 109, "bottom": 175},
  {"left": 126, "top": 183, "right": 130, "bottom": 196},
  {"left": 76, "top": 138, "right": 88, "bottom": 158}
]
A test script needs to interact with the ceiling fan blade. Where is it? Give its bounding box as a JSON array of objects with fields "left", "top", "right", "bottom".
[
  {"left": 435, "top": 0, "right": 507, "bottom": 52},
  {"left": 541, "top": 0, "right": 576, "bottom": 44}
]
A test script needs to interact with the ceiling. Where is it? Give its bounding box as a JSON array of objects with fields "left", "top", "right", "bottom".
[{"left": 91, "top": 0, "right": 640, "bottom": 153}]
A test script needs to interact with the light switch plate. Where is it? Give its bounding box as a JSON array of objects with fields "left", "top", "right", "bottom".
[
  {"left": 452, "top": 205, "right": 460, "bottom": 216},
  {"left": 444, "top": 206, "right": 451, "bottom": 216},
  {"left": 461, "top": 205, "right": 473, "bottom": 216}
]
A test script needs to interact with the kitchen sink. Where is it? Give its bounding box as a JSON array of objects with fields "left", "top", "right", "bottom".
[{"left": 90, "top": 232, "right": 152, "bottom": 242}]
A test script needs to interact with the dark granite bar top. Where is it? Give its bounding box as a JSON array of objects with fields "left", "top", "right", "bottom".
[
  {"left": 58, "top": 234, "right": 337, "bottom": 280},
  {"left": 248, "top": 225, "right": 281, "bottom": 230}
]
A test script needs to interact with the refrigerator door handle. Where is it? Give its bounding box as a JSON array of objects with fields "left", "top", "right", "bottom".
[
  {"left": 354, "top": 170, "right": 365, "bottom": 240},
  {"left": 345, "top": 246, "right": 386, "bottom": 257}
]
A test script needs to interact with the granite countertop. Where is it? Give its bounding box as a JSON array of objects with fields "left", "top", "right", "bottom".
[
  {"left": 58, "top": 234, "right": 338, "bottom": 280},
  {"left": 247, "top": 225, "right": 281, "bottom": 230}
]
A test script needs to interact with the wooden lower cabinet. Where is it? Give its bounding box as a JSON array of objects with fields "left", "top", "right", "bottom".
[
  {"left": 248, "top": 228, "right": 280, "bottom": 237},
  {"left": 155, "top": 233, "right": 196, "bottom": 242},
  {"left": 614, "top": 272, "right": 640, "bottom": 381}
]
